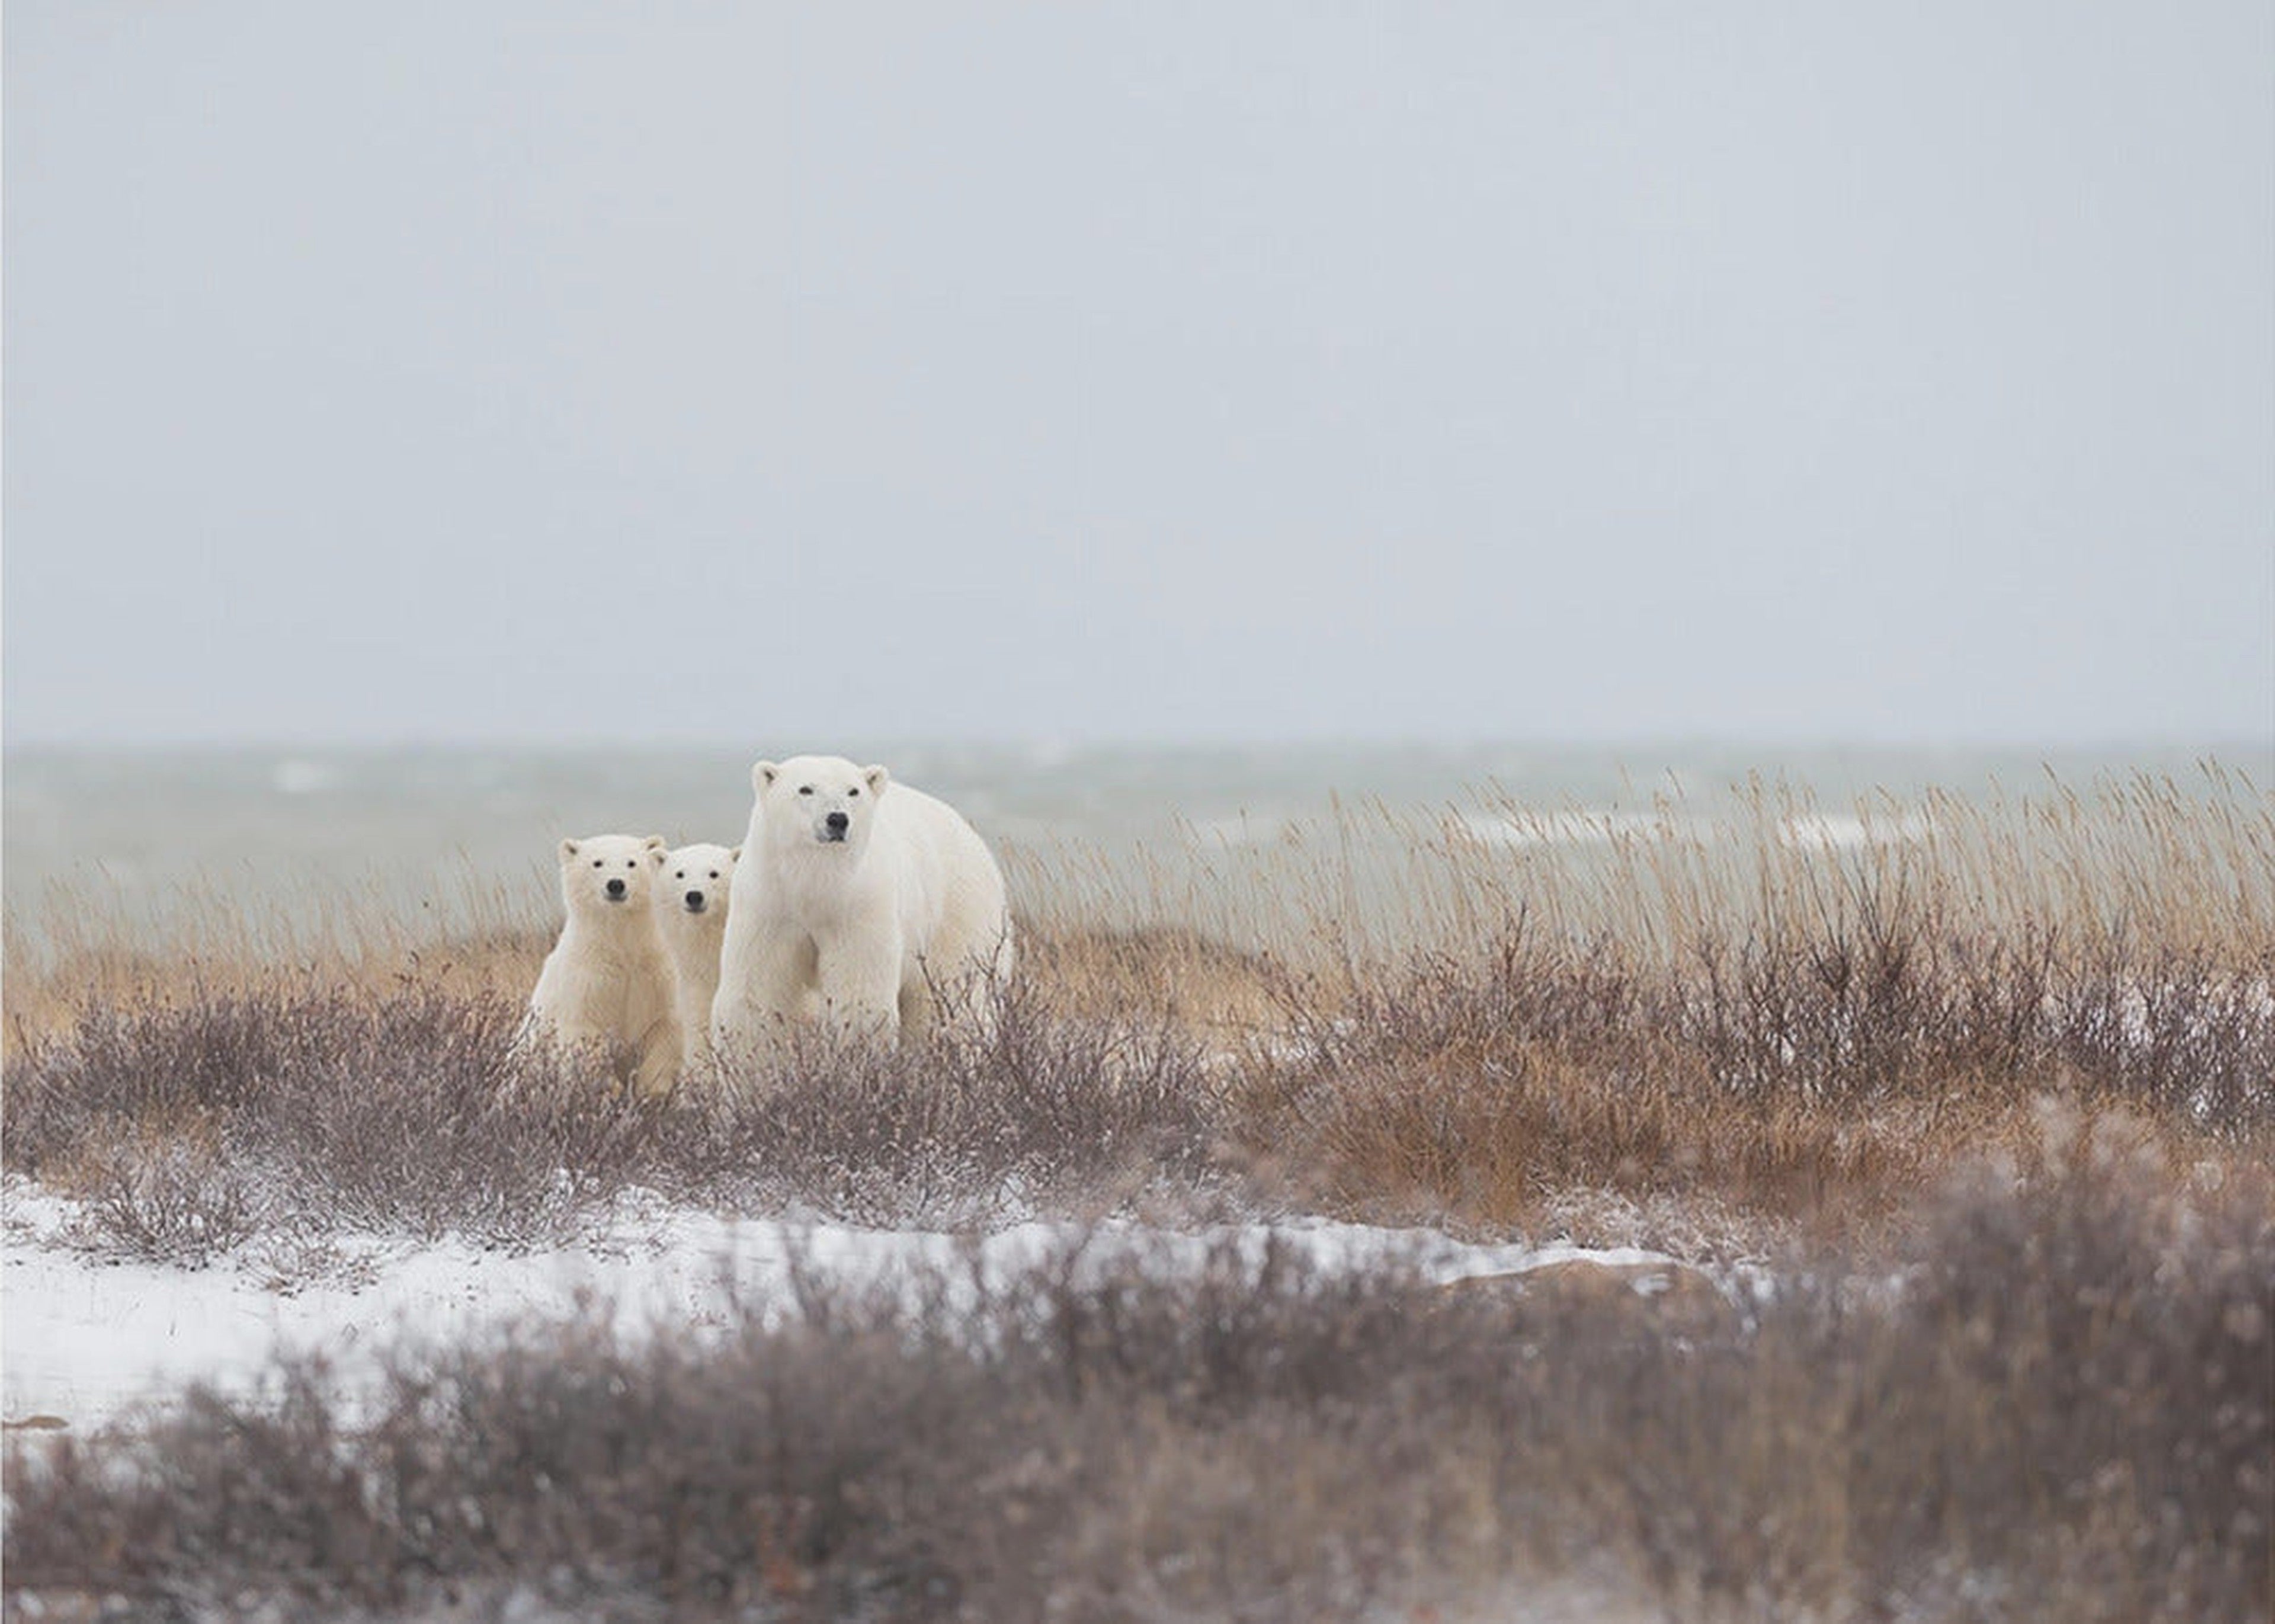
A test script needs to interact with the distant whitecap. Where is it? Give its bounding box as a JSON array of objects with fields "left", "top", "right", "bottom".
[{"left": 271, "top": 759, "right": 341, "bottom": 796}]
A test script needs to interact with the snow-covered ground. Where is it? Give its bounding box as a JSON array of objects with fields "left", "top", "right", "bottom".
[{"left": 2, "top": 1176, "right": 1680, "bottom": 1433}]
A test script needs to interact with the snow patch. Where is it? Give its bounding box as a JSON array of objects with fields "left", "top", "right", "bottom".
[{"left": 2, "top": 1177, "right": 1686, "bottom": 1433}]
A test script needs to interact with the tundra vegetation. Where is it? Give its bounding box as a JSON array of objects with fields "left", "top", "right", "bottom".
[{"left": 5, "top": 774, "right": 2270, "bottom": 1620}]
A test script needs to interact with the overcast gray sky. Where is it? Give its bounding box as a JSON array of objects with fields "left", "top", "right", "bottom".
[{"left": 6, "top": 2, "right": 2270, "bottom": 747}]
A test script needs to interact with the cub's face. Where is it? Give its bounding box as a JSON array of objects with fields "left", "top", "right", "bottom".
[
  {"left": 753, "top": 755, "right": 890, "bottom": 856},
  {"left": 557, "top": 833, "right": 667, "bottom": 913},
  {"left": 662, "top": 842, "right": 739, "bottom": 918}
]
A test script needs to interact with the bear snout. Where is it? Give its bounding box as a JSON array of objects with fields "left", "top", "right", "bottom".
[
  {"left": 824, "top": 811, "right": 851, "bottom": 838},
  {"left": 683, "top": 891, "right": 707, "bottom": 912},
  {"left": 605, "top": 876, "right": 629, "bottom": 900}
]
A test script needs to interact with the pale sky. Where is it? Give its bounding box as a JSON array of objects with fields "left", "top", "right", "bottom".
[{"left": 6, "top": 2, "right": 2271, "bottom": 747}]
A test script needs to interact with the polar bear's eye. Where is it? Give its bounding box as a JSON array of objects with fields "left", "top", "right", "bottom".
[
  {"left": 848, "top": 787, "right": 861, "bottom": 797},
  {"left": 799, "top": 786, "right": 813, "bottom": 796},
  {"left": 707, "top": 870, "right": 719, "bottom": 879},
  {"left": 674, "top": 870, "right": 684, "bottom": 879},
  {"left": 592, "top": 859, "right": 603, "bottom": 869}
]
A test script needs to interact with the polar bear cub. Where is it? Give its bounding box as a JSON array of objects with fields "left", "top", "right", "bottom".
[
  {"left": 653, "top": 841, "right": 739, "bottom": 1069},
  {"left": 712, "top": 755, "right": 1013, "bottom": 1051},
  {"left": 526, "top": 833, "right": 681, "bottom": 1097}
]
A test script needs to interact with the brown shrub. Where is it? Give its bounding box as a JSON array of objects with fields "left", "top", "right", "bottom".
[
  {"left": 1, "top": 976, "right": 1226, "bottom": 1259},
  {"left": 1224, "top": 885, "right": 2273, "bottom": 1235},
  {"left": 7, "top": 1148, "right": 2268, "bottom": 1622}
]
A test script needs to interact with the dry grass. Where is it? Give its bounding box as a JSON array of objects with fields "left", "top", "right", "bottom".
[
  {"left": 1220, "top": 900, "right": 2272, "bottom": 1242},
  {"left": 7, "top": 1133, "right": 2268, "bottom": 1622},
  {"left": 5, "top": 774, "right": 2273, "bottom": 1617},
  {"left": 2, "top": 870, "right": 549, "bottom": 1048},
  {"left": 5, "top": 773, "right": 2270, "bottom": 1254},
  {"left": 1031, "top": 771, "right": 2275, "bottom": 1240}
]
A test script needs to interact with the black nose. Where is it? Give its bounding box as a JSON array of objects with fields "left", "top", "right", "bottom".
[
  {"left": 825, "top": 811, "right": 850, "bottom": 833},
  {"left": 684, "top": 891, "right": 705, "bottom": 910},
  {"left": 605, "top": 877, "right": 626, "bottom": 898}
]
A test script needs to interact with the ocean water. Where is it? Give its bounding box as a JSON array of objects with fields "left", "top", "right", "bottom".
[{"left": 4, "top": 739, "right": 2263, "bottom": 954}]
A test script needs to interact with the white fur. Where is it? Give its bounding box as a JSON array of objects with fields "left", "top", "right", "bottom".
[
  {"left": 712, "top": 754, "right": 1014, "bottom": 1052},
  {"left": 526, "top": 833, "right": 681, "bottom": 1096},
  {"left": 653, "top": 841, "right": 739, "bottom": 1069}
]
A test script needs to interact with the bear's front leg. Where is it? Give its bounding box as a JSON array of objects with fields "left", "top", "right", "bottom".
[
  {"left": 629, "top": 1011, "right": 683, "bottom": 1100},
  {"left": 814, "top": 930, "right": 905, "bottom": 1042},
  {"left": 712, "top": 931, "right": 813, "bottom": 1061}
]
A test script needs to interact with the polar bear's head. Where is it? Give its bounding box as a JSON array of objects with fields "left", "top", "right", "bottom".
[
  {"left": 661, "top": 842, "right": 739, "bottom": 918},
  {"left": 753, "top": 755, "right": 890, "bottom": 857},
  {"left": 557, "top": 833, "right": 667, "bottom": 914}
]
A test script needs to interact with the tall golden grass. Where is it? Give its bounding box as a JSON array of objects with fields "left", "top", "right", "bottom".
[
  {"left": 4, "top": 869, "right": 549, "bottom": 1045},
  {"left": 1023, "top": 770, "right": 2273, "bottom": 1240},
  {"left": 1005, "top": 765, "right": 2274, "bottom": 988},
  {"left": 5, "top": 771, "right": 2268, "bottom": 1243}
]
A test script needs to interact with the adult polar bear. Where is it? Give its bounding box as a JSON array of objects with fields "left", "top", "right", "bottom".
[{"left": 712, "top": 755, "right": 1012, "bottom": 1050}]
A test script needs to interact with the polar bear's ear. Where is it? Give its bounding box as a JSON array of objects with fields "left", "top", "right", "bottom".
[
  {"left": 559, "top": 838, "right": 580, "bottom": 863},
  {"left": 863, "top": 765, "right": 890, "bottom": 798},
  {"left": 643, "top": 835, "right": 667, "bottom": 851},
  {"left": 753, "top": 760, "right": 780, "bottom": 793},
  {"left": 729, "top": 845, "right": 743, "bottom": 861}
]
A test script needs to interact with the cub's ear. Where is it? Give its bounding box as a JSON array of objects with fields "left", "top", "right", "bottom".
[
  {"left": 729, "top": 845, "right": 742, "bottom": 861},
  {"left": 644, "top": 835, "right": 668, "bottom": 851},
  {"left": 753, "top": 760, "right": 780, "bottom": 792},
  {"left": 862, "top": 764, "right": 890, "bottom": 797},
  {"left": 559, "top": 838, "right": 580, "bottom": 863}
]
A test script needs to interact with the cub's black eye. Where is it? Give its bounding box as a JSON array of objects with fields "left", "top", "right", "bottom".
[
  {"left": 799, "top": 786, "right": 813, "bottom": 796},
  {"left": 592, "top": 859, "right": 603, "bottom": 868},
  {"left": 848, "top": 787, "right": 861, "bottom": 797},
  {"left": 626, "top": 860, "right": 637, "bottom": 869},
  {"left": 674, "top": 870, "right": 685, "bottom": 879},
  {"left": 708, "top": 870, "right": 719, "bottom": 879}
]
